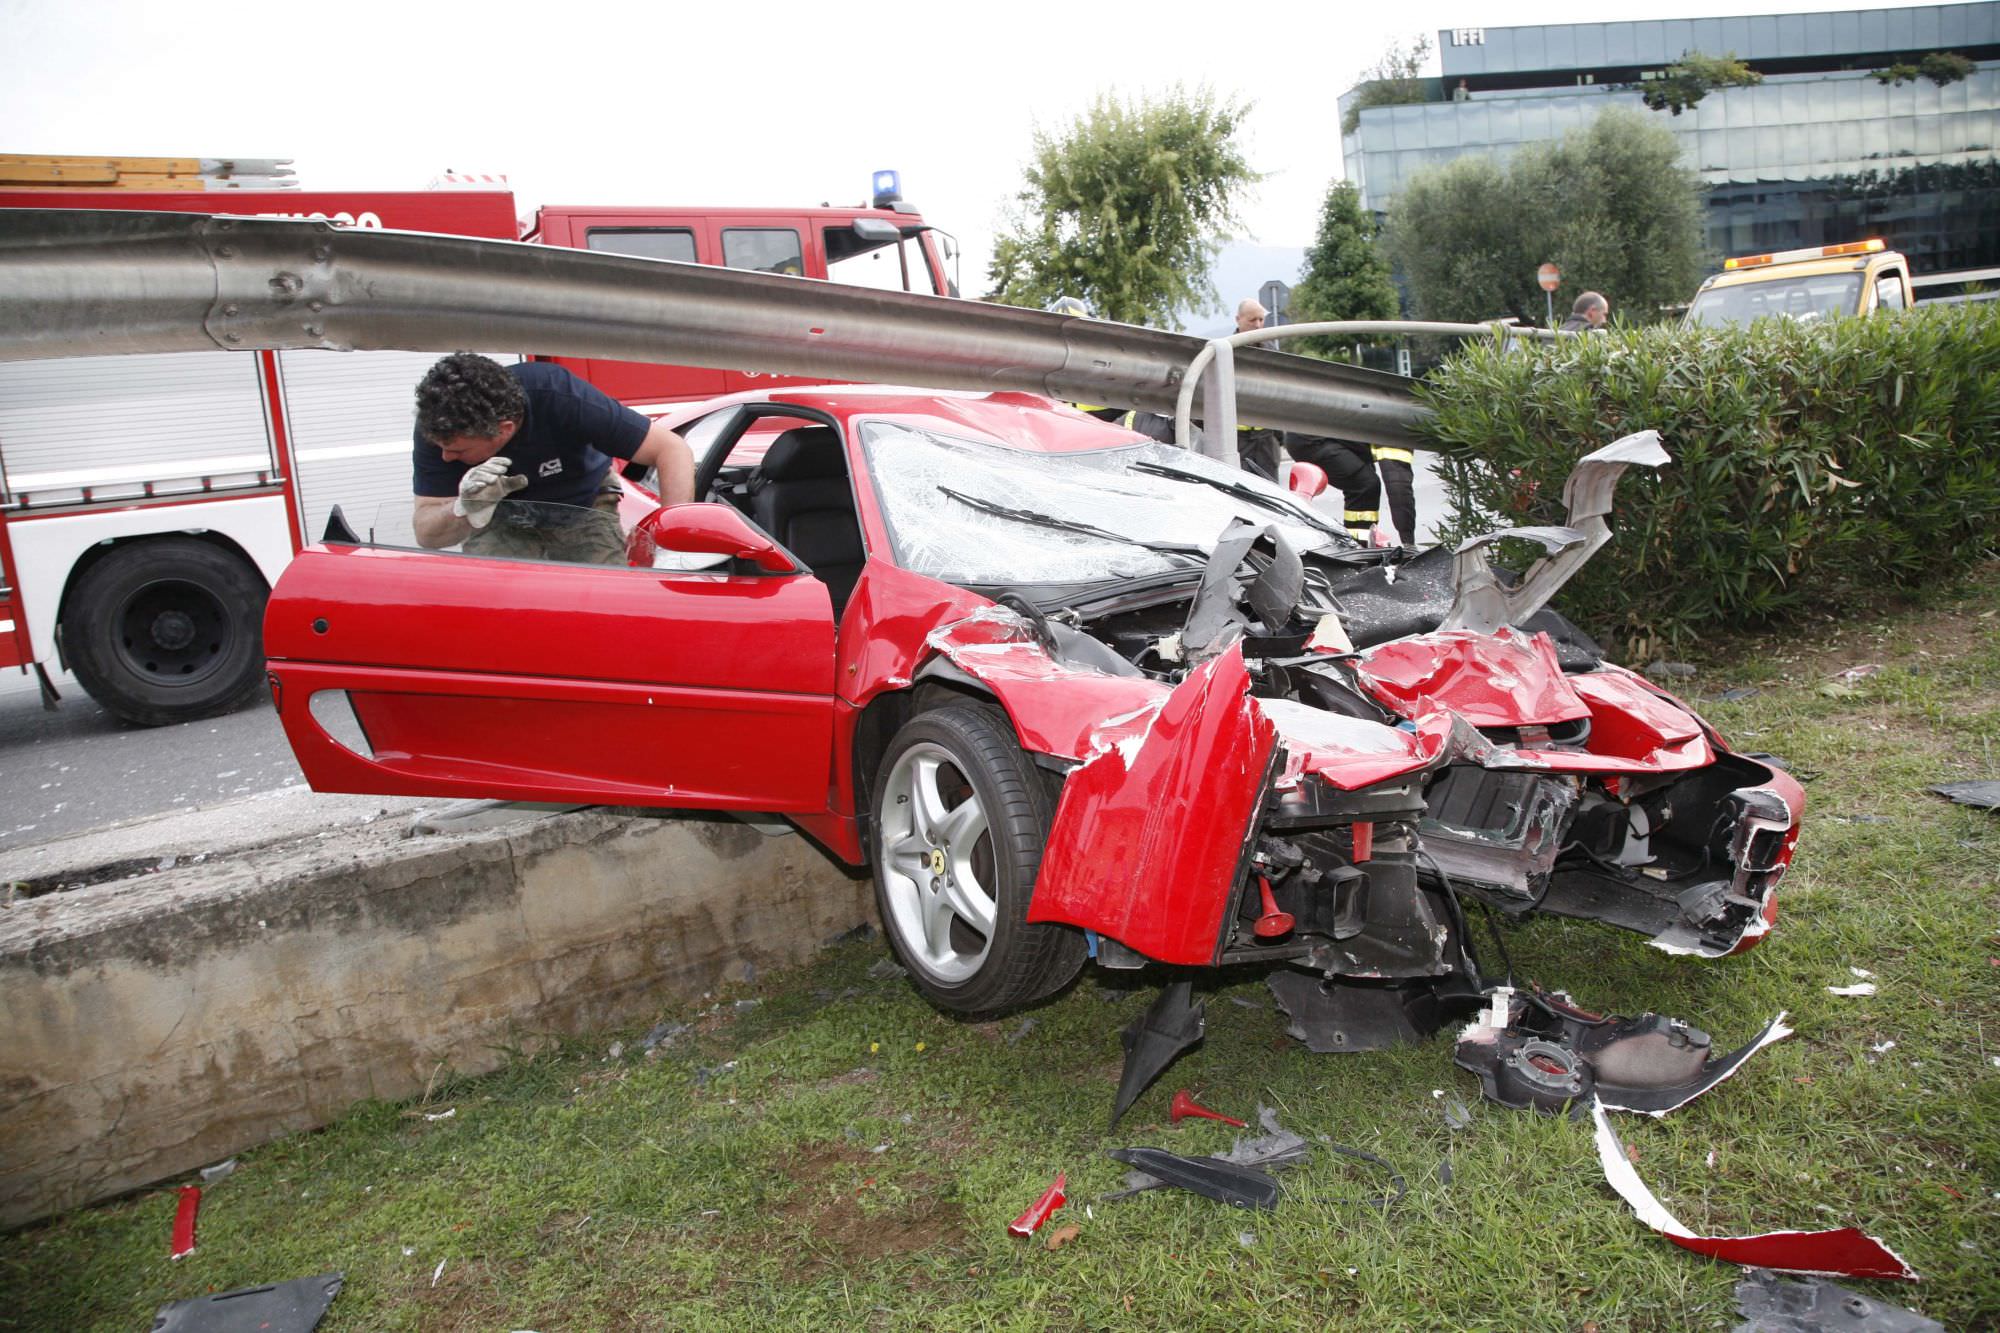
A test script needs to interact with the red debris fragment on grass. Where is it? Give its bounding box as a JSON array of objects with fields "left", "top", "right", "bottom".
[
  {"left": 1009, "top": 1172, "right": 1067, "bottom": 1236},
  {"left": 170, "top": 1185, "right": 200, "bottom": 1260}
]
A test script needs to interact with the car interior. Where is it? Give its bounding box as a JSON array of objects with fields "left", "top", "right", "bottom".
[{"left": 698, "top": 411, "right": 867, "bottom": 615}]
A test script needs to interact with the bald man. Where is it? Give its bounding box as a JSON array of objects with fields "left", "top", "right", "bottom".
[{"left": 1232, "top": 299, "right": 1283, "bottom": 482}]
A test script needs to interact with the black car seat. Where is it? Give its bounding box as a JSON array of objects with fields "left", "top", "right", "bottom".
[{"left": 748, "top": 426, "right": 865, "bottom": 612}]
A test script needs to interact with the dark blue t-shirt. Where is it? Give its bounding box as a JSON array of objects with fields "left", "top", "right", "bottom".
[{"left": 412, "top": 362, "right": 651, "bottom": 509}]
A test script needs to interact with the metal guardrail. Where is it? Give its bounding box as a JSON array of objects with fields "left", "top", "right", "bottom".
[
  {"left": 1174, "top": 320, "right": 1565, "bottom": 456},
  {"left": 0, "top": 209, "right": 1433, "bottom": 451}
]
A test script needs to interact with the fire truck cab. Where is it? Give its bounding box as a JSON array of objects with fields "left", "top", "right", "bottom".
[{"left": 0, "top": 159, "right": 956, "bottom": 725}]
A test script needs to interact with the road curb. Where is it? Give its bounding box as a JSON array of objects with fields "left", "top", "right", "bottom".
[{"left": 0, "top": 805, "right": 871, "bottom": 1228}]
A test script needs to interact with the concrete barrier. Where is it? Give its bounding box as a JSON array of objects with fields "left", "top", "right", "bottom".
[{"left": 0, "top": 807, "right": 873, "bottom": 1228}]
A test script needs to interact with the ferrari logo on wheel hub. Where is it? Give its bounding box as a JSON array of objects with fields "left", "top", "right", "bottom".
[{"left": 929, "top": 848, "right": 947, "bottom": 876}]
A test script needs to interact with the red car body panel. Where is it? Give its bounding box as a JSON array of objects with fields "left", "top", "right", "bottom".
[
  {"left": 1029, "top": 645, "right": 1277, "bottom": 964},
  {"left": 265, "top": 544, "right": 837, "bottom": 811},
  {"left": 1355, "top": 628, "right": 1592, "bottom": 728}
]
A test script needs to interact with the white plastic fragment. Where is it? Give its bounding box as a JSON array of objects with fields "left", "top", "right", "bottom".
[
  {"left": 1871, "top": 1041, "right": 1897, "bottom": 1054},
  {"left": 1590, "top": 1102, "right": 1917, "bottom": 1280},
  {"left": 423, "top": 1107, "right": 456, "bottom": 1121},
  {"left": 1826, "top": 983, "right": 1877, "bottom": 997},
  {"left": 431, "top": 1259, "right": 447, "bottom": 1287},
  {"left": 1849, "top": 967, "right": 1876, "bottom": 980}
]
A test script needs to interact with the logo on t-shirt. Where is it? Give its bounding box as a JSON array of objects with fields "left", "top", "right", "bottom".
[{"left": 538, "top": 459, "right": 563, "bottom": 478}]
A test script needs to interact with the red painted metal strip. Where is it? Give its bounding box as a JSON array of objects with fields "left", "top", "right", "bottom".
[
  {"left": 259, "top": 349, "right": 306, "bottom": 551},
  {"left": 169, "top": 1185, "right": 200, "bottom": 1259}
]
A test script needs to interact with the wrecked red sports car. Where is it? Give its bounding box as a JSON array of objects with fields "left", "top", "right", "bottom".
[{"left": 264, "top": 388, "right": 1802, "bottom": 1116}]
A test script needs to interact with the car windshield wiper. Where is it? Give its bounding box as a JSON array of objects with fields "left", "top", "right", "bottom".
[
  {"left": 1129, "top": 460, "right": 1345, "bottom": 538},
  {"left": 936, "top": 487, "right": 1207, "bottom": 564}
]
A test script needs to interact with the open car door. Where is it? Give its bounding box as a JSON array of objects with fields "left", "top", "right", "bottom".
[{"left": 264, "top": 501, "right": 838, "bottom": 812}]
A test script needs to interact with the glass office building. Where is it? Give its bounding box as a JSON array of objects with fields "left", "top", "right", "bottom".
[{"left": 1339, "top": 3, "right": 2000, "bottom": 273}]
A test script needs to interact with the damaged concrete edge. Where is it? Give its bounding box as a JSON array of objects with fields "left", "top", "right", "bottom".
[{"left": 0, "top": 805, "right": 874, "bottom": 1229}]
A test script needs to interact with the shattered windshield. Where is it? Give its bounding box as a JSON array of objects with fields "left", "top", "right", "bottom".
[{"left": 861, "top": 421, "right": 1351, "bottom": 586}]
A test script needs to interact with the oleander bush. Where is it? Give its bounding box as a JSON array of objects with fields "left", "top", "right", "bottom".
[{"left": 1417, "top": 304, "right": 2000, "bottom": 657}]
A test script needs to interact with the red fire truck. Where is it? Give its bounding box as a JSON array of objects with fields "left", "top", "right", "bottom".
[{"left": 0, "top": 159, "right": 959, "bottom": 724}]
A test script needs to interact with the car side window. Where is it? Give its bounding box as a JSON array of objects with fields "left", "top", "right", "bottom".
[
  {"left": 722, "top": 228, "right": 804, "bottom": 276},
  {"left": 369, "top": 498, "right": 638, "bottom": 570},
  {"left": 1875, "top": 274, "right": 1906, "bottom": 312},
  {"left": 586, "top": 228, "right": 698, "bottom": 263}
]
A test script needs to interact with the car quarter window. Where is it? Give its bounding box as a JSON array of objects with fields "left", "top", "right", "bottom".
[
  {"left": 722, "top": 228, "right": 804, "bottom": 276},
  {"left": 585, "top": 227, "right": 698, "bottom": 263}
]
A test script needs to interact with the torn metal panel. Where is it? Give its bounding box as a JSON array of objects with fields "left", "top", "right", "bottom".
[
  {"left": 1591, "top": 1103, "right": 1919, "bottom": 1281},
  {"left": 915, "top": 600, "right": 1167, "bottom": 761},
  {"left": 1354, "top": 627, "right": 1592, "bottom": 730},
  {"left": 1440, "top": 431, "right": 1670, "bottom": 634},
  {"left": 1256, "top": 698, "right": 1432, "bottom": 793},
  {"left": 1732, "top": 1268, "right": 1944, "bottom": 1332},
  {"left": 1030, "top": 644, "right": 1277, "bottom": 964},
  {"left": 1419, "top": 767, "right": 1579, "bottom": 901}
]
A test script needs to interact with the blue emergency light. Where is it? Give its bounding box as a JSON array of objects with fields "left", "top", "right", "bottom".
[{"left": 871, "top": 170, "right": 902, "bottom": 208}]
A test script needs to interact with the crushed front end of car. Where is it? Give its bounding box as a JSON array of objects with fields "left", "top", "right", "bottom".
[{"left": 903, "top": 430, "right": 1803, "bottom": 1114}]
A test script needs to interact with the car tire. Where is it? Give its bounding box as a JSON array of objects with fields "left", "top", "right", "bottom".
[
  {"left": 63, "top": 538, "right": 269, "bottom": 727},
  {"left": 871, "top": 703, "right": 1086, "bottom": 1017}
]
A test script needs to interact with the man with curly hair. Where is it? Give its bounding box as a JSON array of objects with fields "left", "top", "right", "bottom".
[{"left": 410, "top": 353, "right": 693, "bottom": 562}]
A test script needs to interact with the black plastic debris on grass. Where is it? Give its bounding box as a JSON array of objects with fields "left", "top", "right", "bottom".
[
  {"left": 1732, "top": 1267, "right": 1942, "bottom": 1332},
  {"left": 1110, "top": 980, "right": 1205, "bottom": 1128},
  {"left": 1928, "top": 780, "right": 2000, "bottom": 812},
  {"left": 1105, "top": 1105, "right": 1403, "bottom": 1210},
  {"left": 152, "top": 1273, "right": 344, "bottom": 1332}
]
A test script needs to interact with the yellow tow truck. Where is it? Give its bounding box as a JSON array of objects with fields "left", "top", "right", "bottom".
[{"left": 1685, "top": 238, "right": 1911, "bottom": 327}]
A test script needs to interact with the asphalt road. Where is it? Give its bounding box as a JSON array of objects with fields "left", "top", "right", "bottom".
[{"left": 0, "top": 664, "right": 302, "bottom": 854}]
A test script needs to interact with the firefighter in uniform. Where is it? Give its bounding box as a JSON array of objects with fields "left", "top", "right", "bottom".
[
  {"left": 1286, "top": 436, "right": 1380, "bottom": 541},
  {"left": 1373, "top": 442, "right": 1417, "bottom": 546}
]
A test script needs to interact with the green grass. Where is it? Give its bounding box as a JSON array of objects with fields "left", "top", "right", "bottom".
[{"left": 6, "top": 576, "right": 1998, "bottom": 1331}]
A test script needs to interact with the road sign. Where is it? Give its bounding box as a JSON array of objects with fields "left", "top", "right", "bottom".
[
  {"left": 1259, "top": 279, "right": 1291, "bottom": 325},
  {"left": 1537, "top": 263, "right": 1561, "bottom": 291}
]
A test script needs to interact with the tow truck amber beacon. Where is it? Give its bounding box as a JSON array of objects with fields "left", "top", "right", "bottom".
[
  {"left": 0, "top": 155, "right": 959, "bottom": 724},
  {"left": 0, "top": 207, "right": 1804, "bottom": 1122}
]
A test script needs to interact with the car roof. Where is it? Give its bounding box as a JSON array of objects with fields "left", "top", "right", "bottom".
[{"left": 689, "top": 387, "right": 1151, "bottom": 454}]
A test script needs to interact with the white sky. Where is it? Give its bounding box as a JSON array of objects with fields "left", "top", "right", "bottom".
[{"left": 0, "top": 0, "right": 1949, "bottom": 293}]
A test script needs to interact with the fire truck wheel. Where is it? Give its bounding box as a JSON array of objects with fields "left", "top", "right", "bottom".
[{"left": 64, "top": 538, "right": 270, "bottom": 727}]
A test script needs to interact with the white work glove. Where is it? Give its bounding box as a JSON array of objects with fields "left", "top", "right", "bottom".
[{"left": 453, "top": 456, "right": 528, "bottom": 529}]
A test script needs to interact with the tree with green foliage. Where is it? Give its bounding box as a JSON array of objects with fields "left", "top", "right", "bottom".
[
  {"left": 1637, "top": 50, "right": 1762, "bottom": 115},
  {"left": 985, "top": 88, "right": 1260, "bottom": 328},
  {"left": 1384, "top": 109, "right": 1706, "bottom": 325},
  {"left": 1873, "top": 51, "right": 1975, "bottom": 86},
  {"left": 1286, "top": 180, "right": 1400, "bottom": 358},
  {"left": 1341, "top": 35, "right": 1435, "bottom": 137}
]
